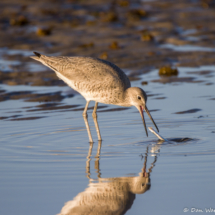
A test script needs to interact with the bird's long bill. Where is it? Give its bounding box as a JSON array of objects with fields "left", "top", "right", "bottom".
[
  {"left": 144, "top": 106, "right": 159, "bottom": 132},
  {"left": 138, "top": 106, "right": 159, "bottom": 137},
  {"left": 138, "top": 106, "right": 148, "bottom": 137}
]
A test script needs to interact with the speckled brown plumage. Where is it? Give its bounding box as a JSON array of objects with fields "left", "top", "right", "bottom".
[{"left": 31, "top": 53, "right": 131, "bottom": 106}]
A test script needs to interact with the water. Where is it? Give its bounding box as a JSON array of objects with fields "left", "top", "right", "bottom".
[
  {"left": 160, "top": 44, "right": 215, "bottom": 52},
  {"left": 1, "top": 64, "right": 215, "bottom": 215},
  {"left": 0, "top": 48, "right": 46, "bottom": 72}
]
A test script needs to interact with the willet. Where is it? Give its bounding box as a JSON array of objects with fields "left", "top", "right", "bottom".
[{"left": 31, "top": 52, "right": 159, "bottom": 142}]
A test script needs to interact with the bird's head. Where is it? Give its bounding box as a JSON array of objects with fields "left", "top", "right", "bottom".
[{"left": 127, "top": 87, "right": 159, "bottom": 136}]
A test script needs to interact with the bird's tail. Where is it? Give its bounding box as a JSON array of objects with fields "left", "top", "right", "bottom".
[
  {"left": 30, "top": 51, "right": 59, "bottom": 72},
  {"left": 30, "top": 52, "right": 43, "bottom": 62}
]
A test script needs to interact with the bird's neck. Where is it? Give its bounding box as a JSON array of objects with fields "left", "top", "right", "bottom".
[{"left": 120, "top": 88, "right": 132, "bottom": 107}]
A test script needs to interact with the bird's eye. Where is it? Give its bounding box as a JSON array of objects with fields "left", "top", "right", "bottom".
[
  {"left": 137, "top": 96, "right": 141, "bottom": 100},
  {"left": 142, "top": 183, "right": 145, "bottom": 186}
]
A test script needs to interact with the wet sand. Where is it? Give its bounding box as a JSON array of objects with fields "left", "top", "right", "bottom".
[{"left": 0, "top": 0, "right": 215, "bottom": 81}]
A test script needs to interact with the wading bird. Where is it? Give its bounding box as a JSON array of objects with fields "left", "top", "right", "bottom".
[{"left": 31, "top": 52, "right": 159, "bottom": 142}]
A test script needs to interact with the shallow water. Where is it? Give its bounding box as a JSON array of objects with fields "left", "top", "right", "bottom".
[
  {"left": 160, "top": 44, "right": 215, "bottom": 52},
  {"left": 1, "top": 64, "right": 215, "bottom": 215}
]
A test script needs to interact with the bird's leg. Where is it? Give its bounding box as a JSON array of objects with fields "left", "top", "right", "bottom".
[
  {"left": 92, "top": 101, "right": 98, "bottom": 117},
  {"left": 83, "top": 101, "right": 90, "bottom": 117},
  {"left": 95, "top": 140, "right": 102, "bottom": 178},
  {"left": 95, "top": 140, "right": 102, "bottom": 158},
  {"left": 86, "top": 142, "right": 93, "bottom": 179},
  {"left": 92, "top": 102, "right": 102, "bottom": 141},
  {"left": 83, "top": 101, "right": 93, "bottom": 143}
]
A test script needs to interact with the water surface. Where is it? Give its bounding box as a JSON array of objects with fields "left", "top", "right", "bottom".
[{"left": 1, "top": 65, "right": 215, "bottom": 215}]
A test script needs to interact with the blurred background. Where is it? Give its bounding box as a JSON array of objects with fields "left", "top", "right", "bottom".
[{"left": 1, "top": 0, "right": 215, "bottom": 75}]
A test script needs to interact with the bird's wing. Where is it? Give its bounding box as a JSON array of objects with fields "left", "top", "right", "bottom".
[{"left": 31, "top": 54, "right": 131, "bottom": 91}]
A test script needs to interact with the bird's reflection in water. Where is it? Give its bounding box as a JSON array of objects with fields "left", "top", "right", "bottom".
[{"left": 58, "top": 142, "right": 157, "bottom": 215}]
